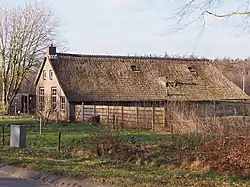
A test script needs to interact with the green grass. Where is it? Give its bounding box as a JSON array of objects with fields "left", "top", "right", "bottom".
[
  {"left": 1, "top": 149, "right": 249, "bottom": 187},
  {"left": 0, "top": 122, "right": 250, "bottom": 186},
  {"left": 0, "top": 117, "right": 37, "bottom": 125},
  {"left": 0, "top": 123, "right": 92, "bottom": 150},
  {"left": 1, "top": 123, "right": 182, "bottom": 150}
]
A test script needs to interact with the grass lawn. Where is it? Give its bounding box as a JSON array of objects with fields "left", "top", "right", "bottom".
[
  {"left": 0, "top": 117, "right": 38, "bottom": 125},
  {"left": 1, "top": 123, "right": 250, "bottom": 187}
]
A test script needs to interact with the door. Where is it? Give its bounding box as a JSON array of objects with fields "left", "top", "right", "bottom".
[
  {"left": 21, "top": 95, "right": 28, "bottom": 113},
  {"left": 69, "top": 103, "right": 76, "bottom": 122}
]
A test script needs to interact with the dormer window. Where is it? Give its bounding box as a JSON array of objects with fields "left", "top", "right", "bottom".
[
  {"left": 166, "top": 81, "right": 178, "bottom": 88},
  {"left": 49, "top": 70, "right": 53, "bottom": 80},
  {"left": 43, "top": 70, "right": 46, "bottom": 80},
  {"left": 188, "top": 66, "right": 196, "bottom": 73},
  {"left": 131, "top": 65, "right": 140, "bottom": 72}
]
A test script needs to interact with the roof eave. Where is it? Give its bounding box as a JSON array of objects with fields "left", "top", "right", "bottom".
[{"left": 34, "top": 57, "right": 47, "bottom": 85}]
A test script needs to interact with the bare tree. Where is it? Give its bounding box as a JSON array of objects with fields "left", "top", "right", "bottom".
[
  {"left": 36, "top": 94, "right": 60, "bottom": 124},
  {"left": 172, "top": 1, "right": 250, "bottom": 29},
  {"left": 0, "top": 2, "right": 58, "bottom": 114}
]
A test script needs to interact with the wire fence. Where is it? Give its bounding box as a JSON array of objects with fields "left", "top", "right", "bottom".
[{"left": 0, "top": 123, "right": 92, "bottom": 152}]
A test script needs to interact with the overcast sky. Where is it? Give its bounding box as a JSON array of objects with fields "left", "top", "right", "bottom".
[{"left": 1, "top": 0, "right": 250, "bottom": 59}]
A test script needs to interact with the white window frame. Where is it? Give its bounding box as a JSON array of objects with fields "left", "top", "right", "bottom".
[
  {"left": 60, "top": 96, "right": 66, "bottom": 111},
  {"left": 51, "top": 87, "right": 57, "bottom": 111},
  {"left": 39, "top": 87, "right": 45, "bottom": 111},
  {"left": 43, "top": 70, "right": 47, "bottom": 80},
  {"left": 49, "top": 70, "right": 53, "bottom": 80}
]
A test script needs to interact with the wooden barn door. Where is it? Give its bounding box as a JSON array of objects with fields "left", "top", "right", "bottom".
[{"left": 69, "top": 103, "right": 76, "bottom": 122}]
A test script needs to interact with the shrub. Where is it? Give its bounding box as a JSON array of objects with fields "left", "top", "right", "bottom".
[
  {"left": 85, "top": 125, "right": 121, "bottom": 156},
  {"left": 191, "top": 137, "right": 250, "bottom": 178}
]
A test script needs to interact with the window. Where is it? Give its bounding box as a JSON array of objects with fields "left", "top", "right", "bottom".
[
  {"left": 166, "top": 81, "right": 178, "bottom": 88},
  {"left": 131, "top": 65, "right": 140, "bottom": 72},
  {"left": 60, "top": 96, "right": 66, "bottom": 111},
  {"left": 188, "top": 66, "right": 196, "bottom": 73},
  {"left": 51, "top": 87, "right": 57, "bottom": 111},
  {"left": 49, "top": 70, "right": 53, "bottom": 80},
  {"left": 39, "top": 87, "right": 45, "bottom": 111},
  {"left": 43, "top": 70, "right": 47, "bottom": 80}
]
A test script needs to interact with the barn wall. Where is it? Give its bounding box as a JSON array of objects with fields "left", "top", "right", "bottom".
[
  {"left": 74, "top": 104, "right": 166, "bottom": 131},
  {"left": 73, "top": 101, "right": 248, "bottom": 134}
]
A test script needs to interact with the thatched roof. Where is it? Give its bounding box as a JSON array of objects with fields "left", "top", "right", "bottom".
[
  {"left": 0, "top": 70, "right": 37, "bottom": 96},
  {"left": 36, "top": 53, "right": 249, "bottom": 102},
  {"left": 18, "top": 70, "right": 37, "bottom": 95}
]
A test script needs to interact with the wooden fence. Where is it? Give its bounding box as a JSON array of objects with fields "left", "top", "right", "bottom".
[
  {"left": 75, "top": 104, "right": 166, "bottom": 131},
  {"left": 73, "top": 101, "right": 249, "bottom": 134}
]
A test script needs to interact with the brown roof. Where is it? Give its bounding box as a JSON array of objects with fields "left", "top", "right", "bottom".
[
  {"left": 36, "top": 53, "right": 249, "bottom": 102},
  {"left": 0, "top": 70, "right": 37, "bottom": 95}
]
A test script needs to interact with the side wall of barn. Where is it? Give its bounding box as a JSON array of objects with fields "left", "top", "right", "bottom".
[
  {"left": 74, "top": 104, "right": 165, "bottom": 132},
  {"left": 71, "top": 101, "right": 248, "bottom": 134}
]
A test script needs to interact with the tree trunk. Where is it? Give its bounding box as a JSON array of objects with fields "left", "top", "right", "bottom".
[
  {"left": 1, "top": 82, "right": 12, "bottom": 115},
  {"left": 3, "top": 102, "right": 10, "bottom": 115},
  {"left": 1, "top": 88, "right": 9, "bottom": 115}
]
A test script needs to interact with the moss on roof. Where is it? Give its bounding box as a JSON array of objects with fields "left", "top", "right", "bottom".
[{"left": 47, "top": 54, "right": 249, "bottom": 102}]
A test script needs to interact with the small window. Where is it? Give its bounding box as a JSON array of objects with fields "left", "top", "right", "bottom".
[
  {"left": 43, "top": 70, "right": 46, "bottom": 80},
  {"left": 131, "top": 65, "right": 140, "bottom": 72},
  {"left": 49, "top": 70, "right": 53, "bottom": 80},
  {"left": 166, "top": 81, "right": 178, "bottom": 88},
  {"left": 188, "top": 66, "right": 196, "bottom": 73},
  {"left": 60, "top": 96, "right": 66, "bottom": 111}
]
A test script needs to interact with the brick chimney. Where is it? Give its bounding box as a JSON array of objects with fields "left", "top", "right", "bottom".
[{"left": 46, "top": 44, "right": 56, "bottom": 56}]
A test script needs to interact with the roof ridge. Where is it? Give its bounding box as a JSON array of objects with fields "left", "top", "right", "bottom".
[{"left": 56, "top": 52, "right": 210, "bottom": 62}]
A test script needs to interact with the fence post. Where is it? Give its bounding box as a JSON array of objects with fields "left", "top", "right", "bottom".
[
  {"left": 2, "top": 125, "right": 4, "bottom": 147},
  {"left": 94, "top": 104, "right": 96, "bottom": 116},
  {"left": 121, "top": 106, "right": 124, "bottom": 129},
  {"left": 112, "top": 114, "right": 115, "bottom": 129},
  {"left": 115, "top": 116, "right": 119, "bottom": 131},
  {"left": 136, "top": 106, "right": 139, "bottom": 127},
  {"left": 58, "top": 132, "right": 61, "bottom": 152},
  {"left": 40, "top": 117, "right": 42, "bottom": 135},
  {"left": 213, "top": 101, "right": 216, "bottom": 123},
  {"left": 107, "top": 106, "right": 110, "bottom": 125},
  {"left": 171, "top": 122, "right": 174, "bottom": 141},
  {"left": 81, "top": 102, "right": 84, "bottom": 123},
  {"left": 152, "top": 106, "right": 155, "bottom": 132},
  {"left": 164, "top": 103, "right": 167, "bottom": 128},
  {"left": 242, "top": 104, "right": 247, "bottom": 136}
]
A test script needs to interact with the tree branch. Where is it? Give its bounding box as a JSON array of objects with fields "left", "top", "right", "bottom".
[
  {"left": 0, "top": 2, "right": 62, "bottom": 113},
  {"left": 172, "top": 0, "right": 250, "bottom": 29},
  {"left": 205, "top": 10, "right": 250, "bottom": 18}
]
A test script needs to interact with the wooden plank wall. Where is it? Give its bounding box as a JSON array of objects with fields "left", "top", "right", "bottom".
[{"left": 75, "top": 104, "right": 165, "bottom": 130}]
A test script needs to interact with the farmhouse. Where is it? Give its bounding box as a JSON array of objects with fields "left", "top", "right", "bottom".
[
  {"left": 34, "top": 46, "right": 249, "bottom": 132},
  {"left": 0, "top": 75, "right": 36, "bottom": 115}
]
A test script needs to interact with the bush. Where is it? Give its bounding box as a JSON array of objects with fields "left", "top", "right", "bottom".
[
  {"left": 85, "top": 125, "right": 121, "bottom": 156},
  {"left": 190, "top": 137, "right": 250, "bottom": 178}
]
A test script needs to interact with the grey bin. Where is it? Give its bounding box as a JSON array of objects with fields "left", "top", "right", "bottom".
[{"left": 10, "top": 124, "right": 26, "bottom": 148}]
